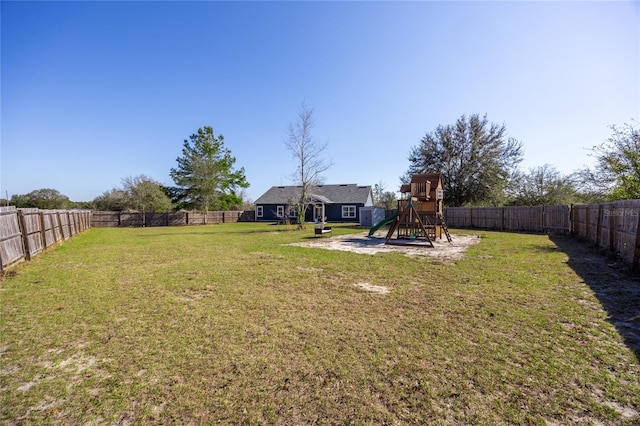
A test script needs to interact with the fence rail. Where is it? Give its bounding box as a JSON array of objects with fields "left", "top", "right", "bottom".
[
  {"left": 90, "top": 210, "right": 255, "bottom": 227},
  {"left": 0, "top": 207, "right": 92, "bottom": 272},
  {"left": 444, "top": 202, "right": 640, "bottom": 265},
  {"left": 444, "top": 205, "right": 572, "bottom": 233}
]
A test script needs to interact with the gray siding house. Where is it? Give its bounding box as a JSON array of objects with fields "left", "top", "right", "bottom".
[{"left": 255, "top": 184, "right": 374, "bottom": 223}]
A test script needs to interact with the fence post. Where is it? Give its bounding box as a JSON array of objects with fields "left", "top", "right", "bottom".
[
  {"left": 595, "top": 205, "right": 603, "bottom": 246},
  {"left": 569, "top": 204, "right": 574, "bottom": 235},
  {"left": 609, "top": 203, "right": 616, "bottom": 253},
  {"left": 633, "top": 205, "right": 640, "bottom": 268},
  {"left": 539, "top": 206, "right": 544, "bottom": 232},
  {"left": 17, "top": 210, "right": 32, "bottom": 261},
  {"left": 585, "top": 206, "right": 591, "bottom": 242},
  {"left": 39, "top": 211, "right": 47, "bottom": 249}
]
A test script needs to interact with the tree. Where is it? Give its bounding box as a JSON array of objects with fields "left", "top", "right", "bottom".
[
  {"left": 93, "top": 188, "right": 129, "bottom": 211},
  {"left": 405, "top": 114, "right": 523, "bottom": 207},
  {"left": 373, "top": 181, "right": 397, "bottom": 210},
  {"left": 92, "top": 175, "right": 171, "bottom": 215},
  {"left": 170, "top": 126, "right": 249, "bottom": 219},
  {"left": 10, "top": 188, "right": 71, "bottom": 209},
  {"left": 284, "top": 103, "right": 332, "bottom": 228},
  {"left": 70, "top": 200, "right": 94, "bottom": 210},
  {"left": 507, "top": 164, "right": 581, "bottom": 206},
  {"left": 121, "top": 175, "right": 172, "bottom": 215},
  {"left": 581, "top": 122, "right": 640, "bottom": 200}
]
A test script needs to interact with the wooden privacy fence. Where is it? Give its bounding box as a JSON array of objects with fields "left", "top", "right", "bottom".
[
  {"left": 571, "top": 200, "right": 640, "bottom": 266},
  {"left": 444, "top": 201, "right": 640, "bottom": 265},
  {"left": 91, "top": 210, "right": 255, "bottom": 227},
  {"left": 0, "top": 207, "right": 92, "bottom": 272},
  {"left": 444, "top": 205, "right": 571, "bottom": 233}
]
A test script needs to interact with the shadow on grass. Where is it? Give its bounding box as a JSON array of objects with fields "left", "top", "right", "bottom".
[{"left": 549, "top": 234, "right": 640, "bottom": 362}]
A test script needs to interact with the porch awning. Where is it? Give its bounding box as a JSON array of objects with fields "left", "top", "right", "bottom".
[{"left": 307, "top": 194, "right": 332, "bottom": 204}]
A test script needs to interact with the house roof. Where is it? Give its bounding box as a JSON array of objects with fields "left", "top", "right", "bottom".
[{"left": 255, "top": 184, "right": 372, "bottom": 205}]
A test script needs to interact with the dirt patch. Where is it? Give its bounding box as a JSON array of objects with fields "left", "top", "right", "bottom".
[
  {"left": 16, "top": 380, "right": 39, "bottom": 392},
  {"left": 287, "top": 232, "right": 481, "bottom": 262},
  {"left": 354, "top": 282, "right": 390, "bottom": 294}
]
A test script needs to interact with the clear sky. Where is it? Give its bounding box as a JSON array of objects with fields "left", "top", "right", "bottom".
[{"left": 2, "top": 1, "right": 639, "bottom": 203}]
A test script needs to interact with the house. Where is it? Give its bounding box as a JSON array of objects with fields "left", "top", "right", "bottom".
[{"left": 255, "top": 184, "right": 373, "bottom": 223}]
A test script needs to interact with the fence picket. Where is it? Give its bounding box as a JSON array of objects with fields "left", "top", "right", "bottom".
[{"left": 90, "top": 210, "right": 253, "bottom": 227}]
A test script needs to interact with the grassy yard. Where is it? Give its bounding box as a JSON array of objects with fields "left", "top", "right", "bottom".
[{"left": 1, "top": 223, "right": 639, "bottom": 425}]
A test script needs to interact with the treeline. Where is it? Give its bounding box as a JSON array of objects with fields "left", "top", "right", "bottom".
[
  {"left": 5, "top": 126, "right": 251, "bottom": 213},
  {"left": 5, "top": 117, "right": 639, "bottom": 212},
  {"left": 404, "top": 115, "right": 639, "bottom": 207}
]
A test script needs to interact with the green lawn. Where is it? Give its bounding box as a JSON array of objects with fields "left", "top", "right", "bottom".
[{"left": 1, "top": 223, "right": 639, "bottom": 425}]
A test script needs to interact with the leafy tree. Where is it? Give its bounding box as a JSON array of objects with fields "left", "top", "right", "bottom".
[
  {"left": 121, "top": 175, "right": 172, "bottom": 214},
  {"left": 10, "top": 188, "right": 71, "bottom": 209},
  {"left": 92, "top": 176, "right": 171, "bottom": 214},
  {"left": 507, "top": 164, "right": 581, "bottom": 206},
  {"left": 170, "top": 126, "right": 249, "bottom": 218},
  {"left": 70, "top": 200, "right": 94, "bottom": 210},
  {"left": 284, "top": 103, "right": 332, "bottom": 228},
  {"left": 405, "top": 114, "right": 523, "bottom": 207},
  {"left": 93, "top": 188, "right": 129, "bottom": 211},
  {"left": 8, "top": 194, "right": 29, "bottom": 208},
  {"left": 580, "top": 122, "right": 640, "bottom": 200}
]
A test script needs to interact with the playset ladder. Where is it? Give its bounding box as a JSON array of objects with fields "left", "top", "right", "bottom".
[{"left": 436, "top": 212, "right": 452, "bottom": 242}]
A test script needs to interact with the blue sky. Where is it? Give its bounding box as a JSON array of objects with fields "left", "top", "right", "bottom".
[{"left": 2, "top": 1, "right": 638, "bottom": 203}]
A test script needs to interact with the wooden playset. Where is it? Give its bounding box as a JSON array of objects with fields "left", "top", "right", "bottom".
[{"left": 381, "top": 173, "right": 451, "bottom": 246}]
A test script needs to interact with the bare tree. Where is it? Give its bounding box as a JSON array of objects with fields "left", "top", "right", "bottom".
[
  {"left": 284, "top": 102, "right": 332, "bottom": 228},
  {"left": 506, "top": 165, "right": 581, "bottom": 206},
  {"left": 373, "top": 181, "right": 397, "bottom": 210}
]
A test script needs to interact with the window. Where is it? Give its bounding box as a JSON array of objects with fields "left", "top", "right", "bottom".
[
  {"left": 288, "top": 206, "right": 297, "bottom": 217},
  {"left": 342, "top": 205, "right": 356, "bottom": 219},
  {"left": 256, "top": 206, "right": 263, "bottom": 217},
  {"left": 276, "top": 206, "right": 284, "bottom": 217}
]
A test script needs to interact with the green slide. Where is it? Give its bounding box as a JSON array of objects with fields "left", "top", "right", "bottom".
[{"left": 368, "top": 210, "right": 397, "bottom": 236}]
